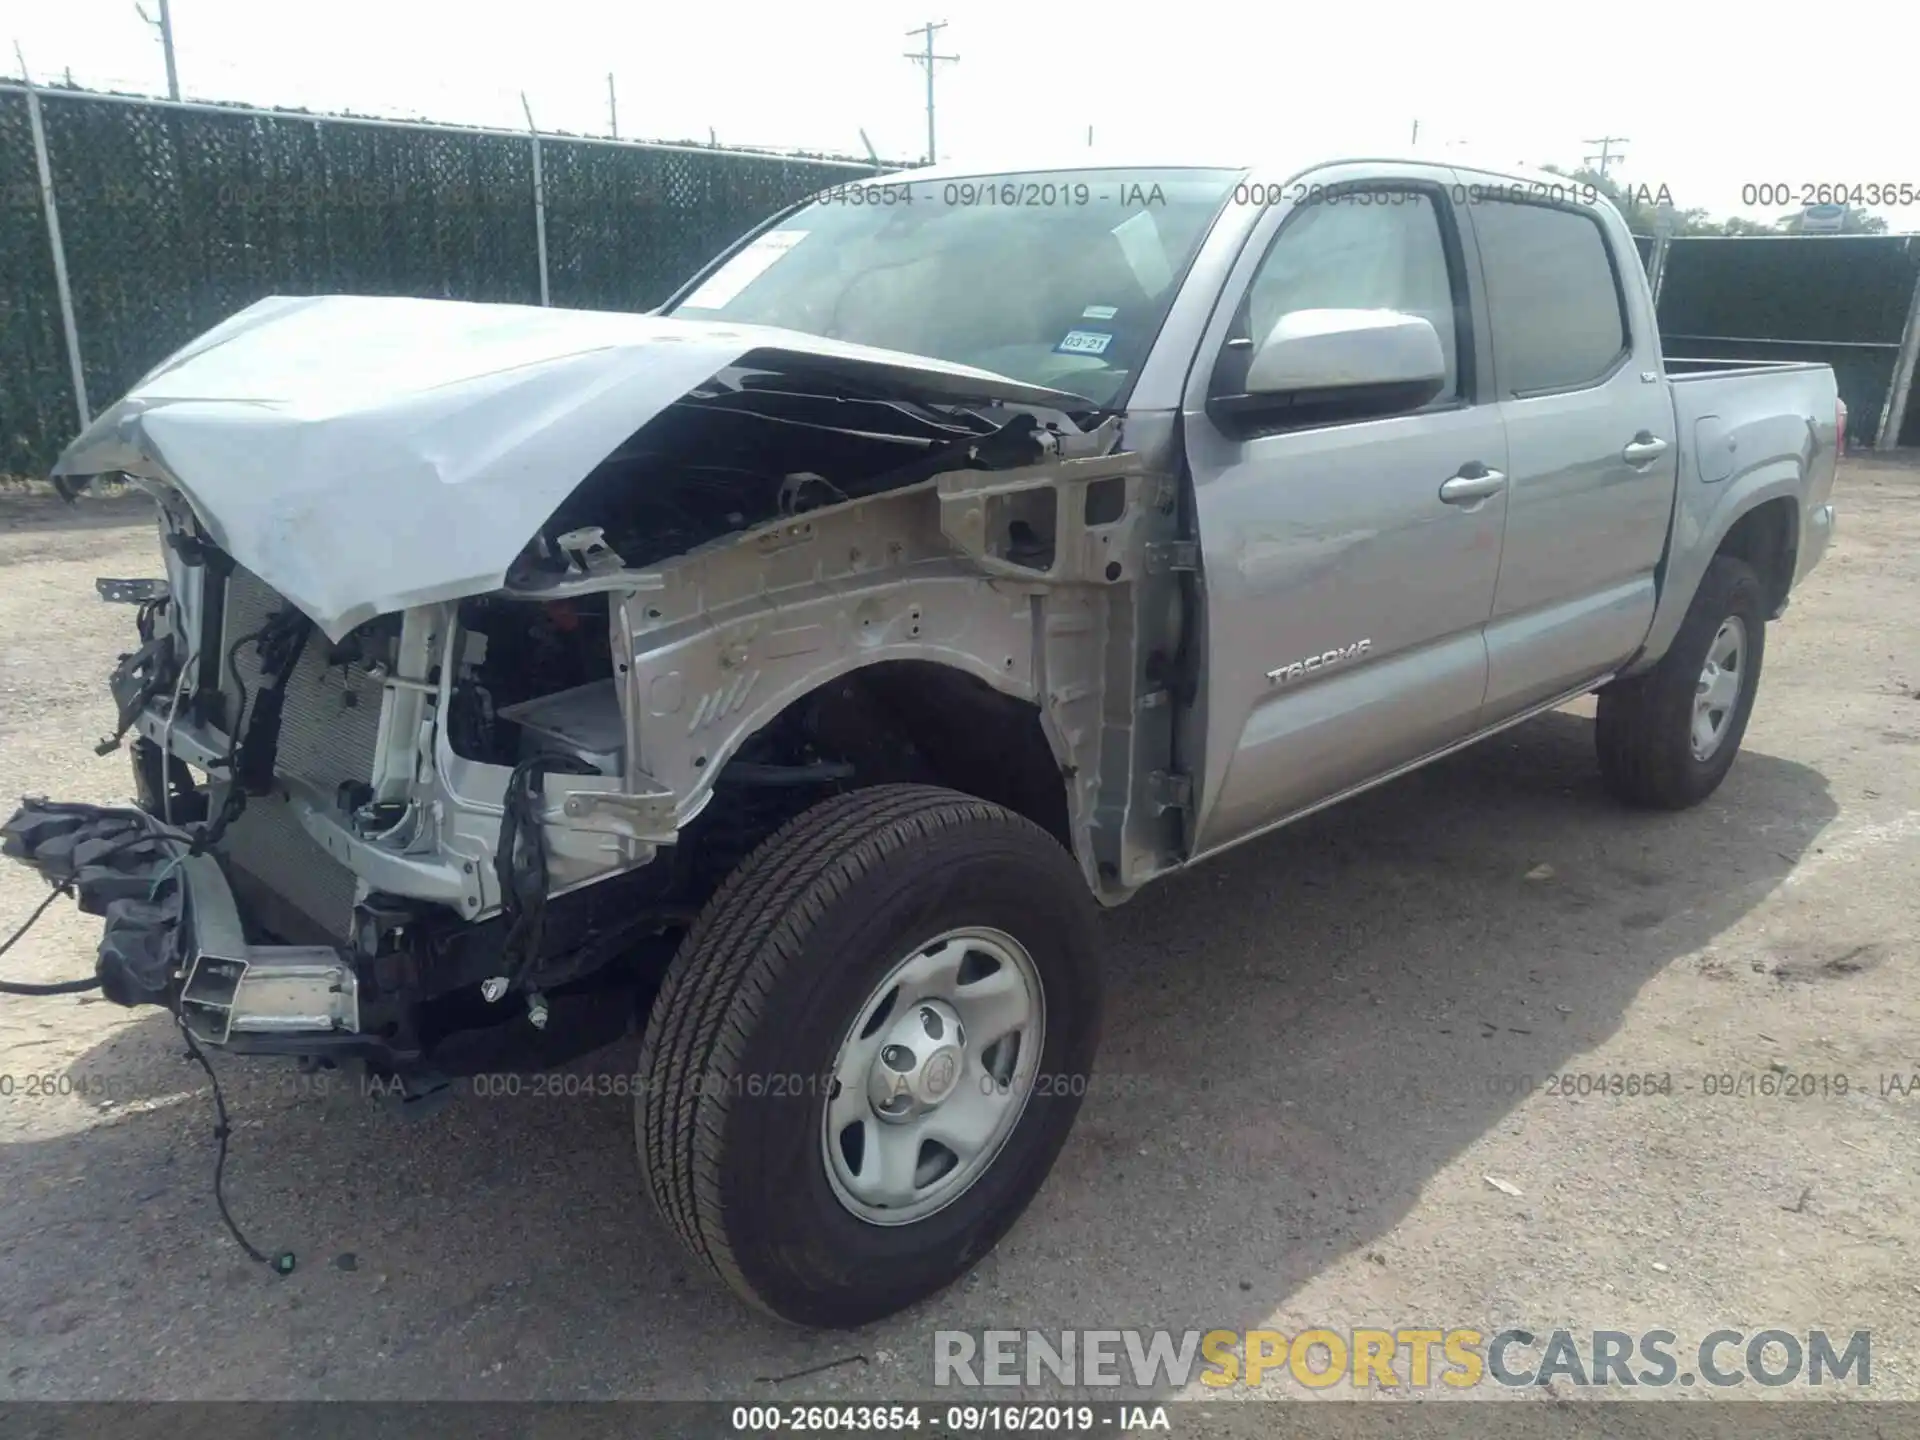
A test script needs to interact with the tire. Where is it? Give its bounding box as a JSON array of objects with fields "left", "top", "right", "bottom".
[
  {"left": 635, "top": 783, "right": 1102, "bottom": 1327},
  {"left": 1596, "top": 555, "right": 1767, "bottom": 810}
]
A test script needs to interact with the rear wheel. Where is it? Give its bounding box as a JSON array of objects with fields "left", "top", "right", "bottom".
[
  {"left": 636, "top": 784, "right": 1101, "bottom": 1327},
  {"left": 1596, "top": 555, "right": 1766, "bottom": 809}
]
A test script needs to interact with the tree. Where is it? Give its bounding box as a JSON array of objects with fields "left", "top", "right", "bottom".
[
  {"left": 1545, "top": 163, "right": 1892, "bottom": 236},
  {"left": 1543, "top": 165, "right": 1713, "bottom": 234},
  {"left": 1711, "top": 217, "right": 1782, "bottom": 237}
]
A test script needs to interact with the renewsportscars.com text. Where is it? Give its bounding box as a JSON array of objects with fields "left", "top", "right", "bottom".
[{"left": 934, "top": 1327, "right": 1871, "bottom": 1390}]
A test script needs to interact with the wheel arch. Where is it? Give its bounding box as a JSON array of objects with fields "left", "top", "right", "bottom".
[
  {"left": 1626, "top": 474, "right": 1803, "bottom": 678},
  {"left": 712, "top": 654, "right": 1077, "bottom": 847},
  {"left": 1713, "top": 495, "right": 1799, "bottom": 618},
  {"left": 641, "top": 644, "right": 1094, "bottom": 897}
]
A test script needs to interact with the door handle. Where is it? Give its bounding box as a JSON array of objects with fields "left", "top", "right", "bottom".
[
  {"left": 1438, "top": 468, "right": 1507, "bottom": 505},
  {"left": 1622, "top": 433, "right": 1670, "bottom": 466}
]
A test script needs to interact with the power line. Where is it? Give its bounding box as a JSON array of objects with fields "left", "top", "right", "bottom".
[
  {"left": 903, "top": 21, "right": 957, "bottom": 166},
  {"left": 1583, "top": 135, "right": 1629, "bottom": 180}
]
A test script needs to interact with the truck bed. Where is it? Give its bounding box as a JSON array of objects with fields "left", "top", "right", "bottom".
[
  {"left": 1664, "top": 357, "right": 1836, "bottom": 381},
  {"left": 1627, "top": 355, "right": 1841, "bottom": 675}
]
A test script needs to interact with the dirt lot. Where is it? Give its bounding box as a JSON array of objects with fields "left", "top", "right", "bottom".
[{"left": 1, "top": 459, "right": 1917, "bottom": 1404}]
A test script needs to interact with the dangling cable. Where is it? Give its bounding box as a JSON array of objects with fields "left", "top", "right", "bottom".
[
  {"left": 2, "top": 613, "right": 307, "bottom": 1271},
  {"left": 175, "top": 1013, "right": 297, "bottom": 1275},
  {"left": 0, "top": 881, "right": 101, "bottom": 994},
  {"left": 0, "top": 881, "right": 70, "bottom": 958}
]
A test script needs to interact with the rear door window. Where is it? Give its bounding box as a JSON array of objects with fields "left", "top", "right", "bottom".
[{"left": 1471, "top": 200, "right": 1629, "bottom": 396}]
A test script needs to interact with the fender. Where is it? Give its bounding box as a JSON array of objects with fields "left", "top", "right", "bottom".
[{"left": 1624, "top": 458, "right": 1807, "bottom": 679}]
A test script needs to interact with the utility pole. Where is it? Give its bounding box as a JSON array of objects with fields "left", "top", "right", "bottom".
[
  {"left": 1583, "top": 135, "right": 1629, "bottom": 180},
  {"left": 607, "top": 72, "right": 618, "bottom": 139},
  {"left": 904, "top": 21, "right": 958, "bottom": 165},
  {"left": 135, "top": 0, "right": 180, "bottom": 100},
  {"left": 1410, "top": 118, "right": 1419, "bottom": 146}
]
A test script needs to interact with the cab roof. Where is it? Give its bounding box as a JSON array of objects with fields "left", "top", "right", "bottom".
[{"left": 868, "top": 149, "right": 1570, "bottom": 193}]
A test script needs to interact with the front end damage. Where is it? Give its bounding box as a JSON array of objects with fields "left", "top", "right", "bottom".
[{"left": 4, "top": 297, "right": 1192, "bottom": 1084}]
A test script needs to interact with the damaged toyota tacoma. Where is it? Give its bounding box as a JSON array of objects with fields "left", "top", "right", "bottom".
[{"left": 4, "top": 154, "right": 1841, "bottom": 1327}]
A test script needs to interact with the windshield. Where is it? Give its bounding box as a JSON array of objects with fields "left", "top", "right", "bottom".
[{"left": 668, "top": 168, "right": 1244, "bottom": 408}]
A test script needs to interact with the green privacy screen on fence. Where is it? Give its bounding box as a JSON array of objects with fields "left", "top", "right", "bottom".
[
  {"left": 1658, "top": 234, "right": 1918, "bottom": 346},
  {"left": 0, "top": 90, "right": 74, "bottom": 477},
  {"left": 0, "top": 86, "right": 872, "bottom": 478},
  {"left": 1655, "top": 234, "right": 1920, "bottom": 445},
  {"left": 6, "top": 90, "right": 1920, "bottom": 477},
  {"left": 538, "top": 137, "right": 856, "bottom": 313}
]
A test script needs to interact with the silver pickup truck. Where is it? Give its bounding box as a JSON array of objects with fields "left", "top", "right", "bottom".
[{"left": 5, "top": 151, "right": 1841, "bottom": 1327}]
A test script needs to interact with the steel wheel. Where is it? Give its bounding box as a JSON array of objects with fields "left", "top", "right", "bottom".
[
  {"left": 1691, "top": 615, "right": 1747, "bottom": 760},
  {"left": 637, "top": 784, "right": 1101, "bottom": 1327},
  {"left": 1597, "top": 556, "right": 1767, "bottom": 811},
  {"left": 823, "top": 927, "right": 1044, "bottom": 1226}
]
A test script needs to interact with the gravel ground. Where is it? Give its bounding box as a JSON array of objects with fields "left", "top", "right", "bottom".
[{"left": 1, "top": 459, "right": 1916, "bottom": 1404}]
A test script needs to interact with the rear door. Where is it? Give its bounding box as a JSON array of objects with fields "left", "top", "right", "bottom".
[
  {"left": 1183, "top": 165, "right": 1507, "bottom": 857},
  {"left": 1458, "top": 182, "right": 1678, "bottom": 715}
]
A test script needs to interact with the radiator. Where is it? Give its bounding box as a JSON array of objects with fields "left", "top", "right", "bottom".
[
  {"left": 215, "top": 567, "right": 387, "bottom": 941},
  {"left": 220, "top": 567, "right": 387, "bottom": 792},
  {"left": 222, "top": 793, "right": 363, "bottom": 942}
]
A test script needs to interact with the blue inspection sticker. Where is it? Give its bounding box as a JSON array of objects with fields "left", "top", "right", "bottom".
[{"left": 1055, "top": 329, "right": 1113, "bottom": 356}]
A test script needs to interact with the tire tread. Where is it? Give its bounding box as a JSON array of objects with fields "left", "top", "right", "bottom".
[
  {"left": 635, "top": 783, "right": 1052, "bottom": 1315},
  {"left": 1597, "top": 555, "right": 1765, "bottom": 810}
]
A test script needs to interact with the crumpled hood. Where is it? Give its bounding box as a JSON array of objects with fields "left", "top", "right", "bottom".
[{"left": 55, "top": 294, "right": 1087, "bottom": 642}]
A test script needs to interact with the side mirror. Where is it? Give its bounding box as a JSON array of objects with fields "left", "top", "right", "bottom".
[{"left": 1216, "top": 309, "right": 1447, "bottom": 426}]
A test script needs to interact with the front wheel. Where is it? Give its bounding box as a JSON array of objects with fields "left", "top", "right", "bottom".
[
  {"left": 635, "top": 784, "right": 1102, "bottom": 1327},
  {"left": 1596, "top": 555, "right": 1767, "bottom": 810}
]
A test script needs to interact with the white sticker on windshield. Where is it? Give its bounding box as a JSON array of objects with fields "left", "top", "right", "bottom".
[
  {"left": 681, "top": 229, "right": 810, "bottom": 309},
  {"left": 1055, "top": 330, "right": 1113, "bottom": 356},
  {"left": 1109, "top": 210, "right": 1173, "bottom": 298},
  {"left": 1081, "top": 304, "right": 1119, "bottom": 320}
]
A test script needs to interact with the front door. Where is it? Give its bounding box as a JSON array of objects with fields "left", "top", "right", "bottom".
[{"left": 1183, "top": 168, "right": 1507, "bottom": 856}]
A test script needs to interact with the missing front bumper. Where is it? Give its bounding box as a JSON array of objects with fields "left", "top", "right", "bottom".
[{"left": 173, "top": 852, "right": 359, "bottom": 1044}]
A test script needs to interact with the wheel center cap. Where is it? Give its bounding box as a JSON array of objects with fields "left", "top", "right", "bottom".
[
  {"left": 868, "top": 998, "right": 967, "bottom": 1120},
  {"left": 922, "top": 1047, "right": 961, "bottom": 1099}
]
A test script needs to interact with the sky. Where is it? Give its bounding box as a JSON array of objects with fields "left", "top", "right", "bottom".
[{"left": 4, "top": 0, "right": 1919, "bottom": 230}]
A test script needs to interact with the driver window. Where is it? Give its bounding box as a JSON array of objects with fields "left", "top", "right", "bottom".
[{"left": 1241, "top": 189, "right": 1461, "bottom": 401}]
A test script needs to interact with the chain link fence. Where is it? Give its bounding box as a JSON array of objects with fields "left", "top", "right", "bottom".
[
  {"left": 7, "top": 90, "right": 1919, "bottom": 477},
  {"left": 1, "top": 89, "right": 74, "bottom": 476},
  {"left": 1653, "top": 234, "right": 1920, "bottom": 449},
  {"left": 1, "top": 84, "right": 875, "bottom": 478}
]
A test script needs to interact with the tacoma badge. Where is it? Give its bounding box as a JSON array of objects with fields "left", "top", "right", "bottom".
[{"left": 1267, "top": 639, "right": 1372, "bottom": 685}]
